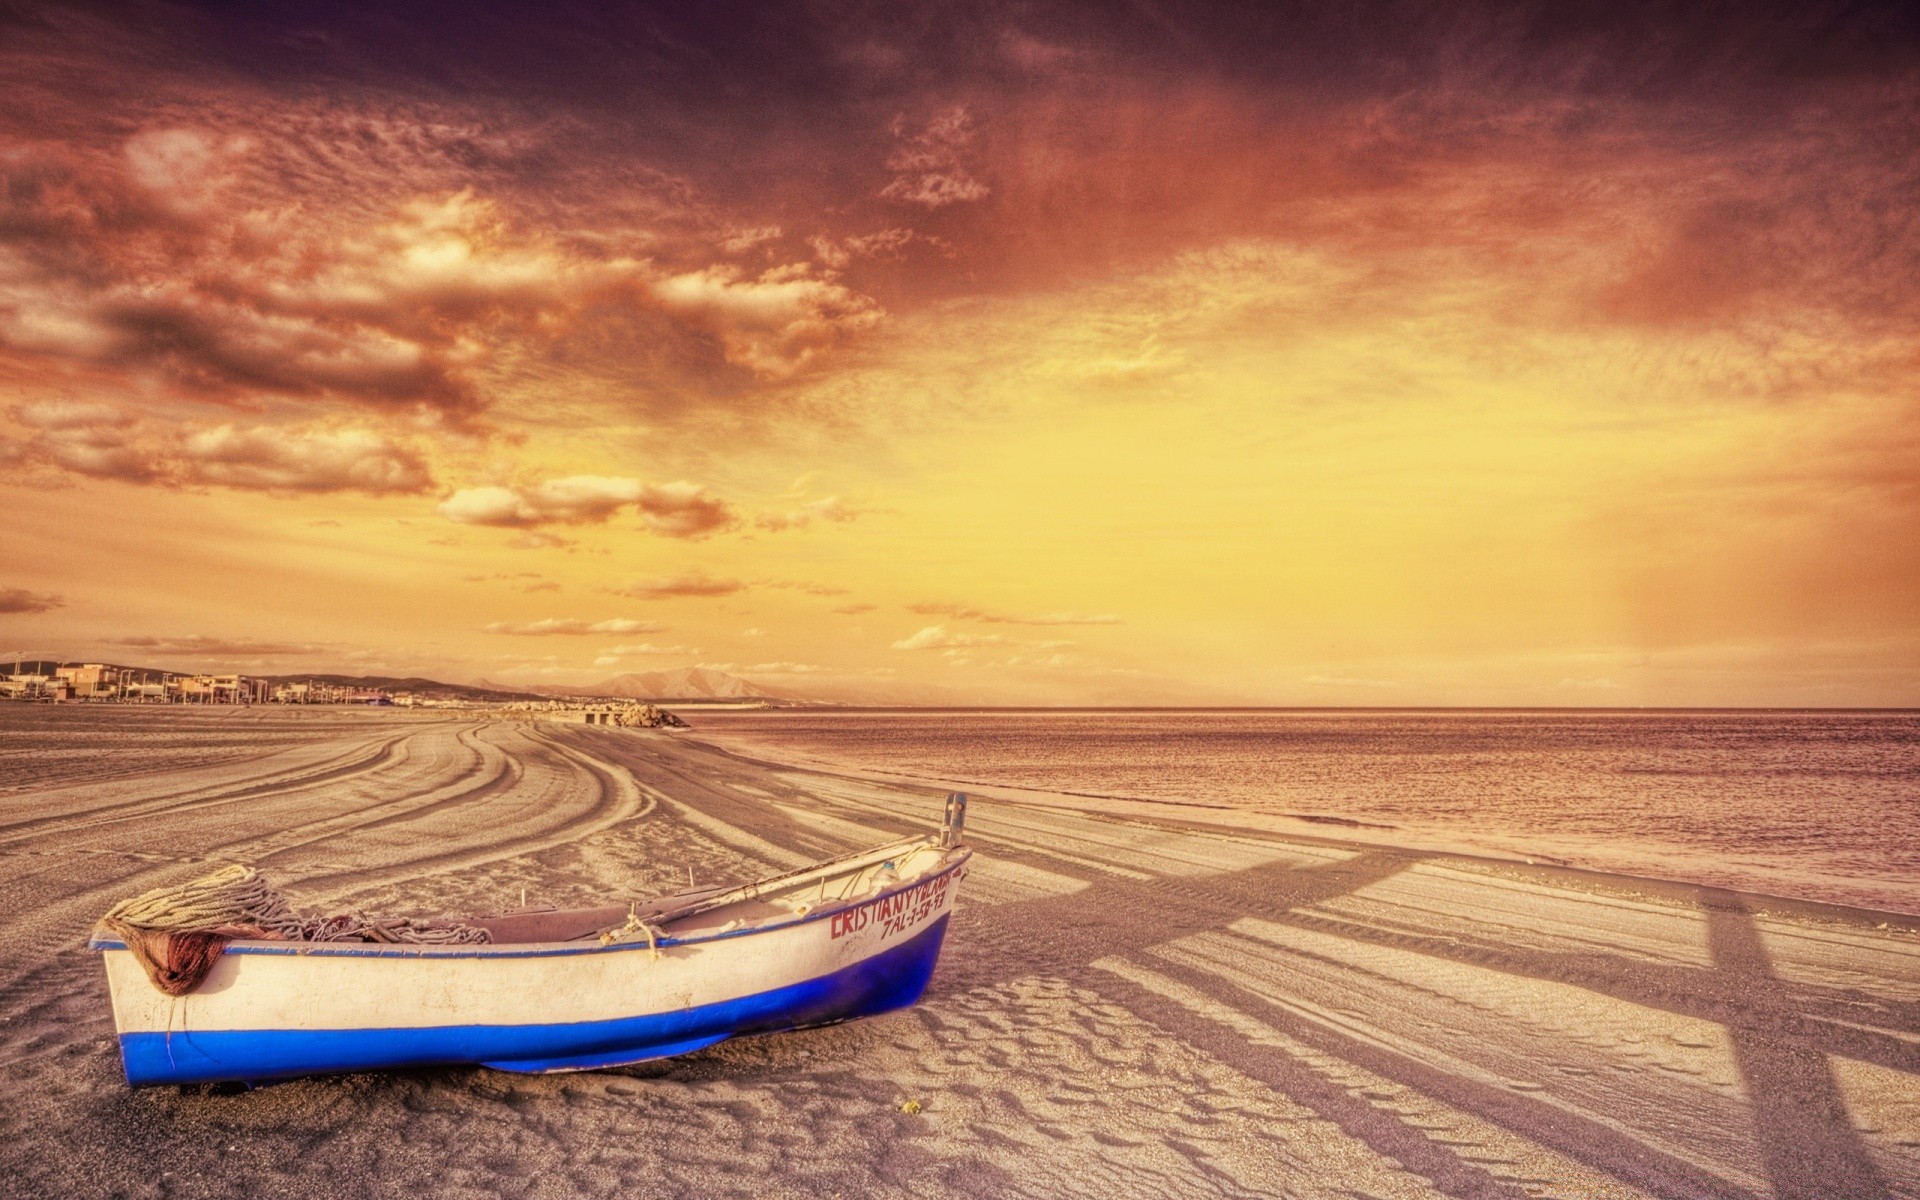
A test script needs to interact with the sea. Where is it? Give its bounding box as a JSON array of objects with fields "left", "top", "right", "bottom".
[{"left": 689, "top": 708, "right": 1920, "bottom": 915}]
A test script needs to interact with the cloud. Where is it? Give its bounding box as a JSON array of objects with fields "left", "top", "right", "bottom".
[
  {"left": 505, "top": 530, "right": 579, "bottom": 550},
  {"left": 606, "top": 642, "right": 703, "bottom": 656},
  {"left": 650, "top": 264, "right": 883, "bottom": 378},
  {"left": 614, "top": 571, "right": 744, "bottom": 598},
  {"left": 983, "top": 652, "right": 1085, "bottom": 671},
  {"left": 809, "top": 228, "right": 917, "bottom": 270},
  {"left": 891, "top": 625, "right": 1011, "bottom": 651},
  {"left": 439, "top": 477, "right": 640, "bottom": 527},
  {"left": 110, "top": 635, "right": 324, "bottom": 656},
  {"left": 881, "top": 107, "right": 989, "bottom": 209},
  {"left": 483, "top": 618, "right": 665, "bottom": 636},
  {"left": 0, "top": 173, "right": 613, "bottom": 420},
  {"left": 176, "top": 424, "right": 433, "bottom": 493},
  {"left": 892, "top": 624, "right": 1082, "bottom": 656},
  {"left": 696, "top": 660, "right": 823, "bottom": 675},
  {"left": 907, "top": 602, "right": 1123, "bottom": 625},
  {"left": 720, "top": 225, "right": 783, "bottom": 254},
  {"left": 8, "top": 406, "right": 434, "bottom": 494},
  {"left": 755, "top": 495, "right": 860, "bottom": 532},
  {"left": 11, "top": 400, "right": 131, "bottom": 430},
  {"left": 833, "top": 603, "right": 876, "bottom": 615},
  {"left": 438, "top": 476, "right": 735, "bottom": 537},
  {"left": 635, "top": 481, "right": 736, "bottom": 537},
  {"left": 0, "top": 587, "right": 63, "bottom": 614},
  {"left": 758, "top": 578, "right": 851, "bottom": 596},
  {"left": 0, "top": 107, "right": 893, "bottom": 435}
]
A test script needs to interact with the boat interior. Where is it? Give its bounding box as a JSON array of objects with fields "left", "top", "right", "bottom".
[{"left": 467, "top": 836, "right": 963, "bottom": 946}]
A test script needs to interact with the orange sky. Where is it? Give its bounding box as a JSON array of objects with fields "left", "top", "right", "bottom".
[{"left": 1, "top": 2, "right": 1915, "bottom": 704}]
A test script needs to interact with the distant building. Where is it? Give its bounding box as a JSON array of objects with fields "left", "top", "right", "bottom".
[
  {"left": 0, "top": 662, "right": 383, "bottom": 706},
  {"left": 55, "top": 663, "right": 122, "bottom": 699},
  {"left": 268, "top": 680, "right": 391, "bottom": 705}
]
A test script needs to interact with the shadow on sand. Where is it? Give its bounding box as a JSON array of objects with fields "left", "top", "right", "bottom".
[{"left": 936, "top": 845, "right": 1906, "bottom": 1200}]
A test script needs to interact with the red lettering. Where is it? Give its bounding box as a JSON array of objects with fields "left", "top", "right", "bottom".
[{"left": 827, "top": 869, "right": 955, "bottom": 942}]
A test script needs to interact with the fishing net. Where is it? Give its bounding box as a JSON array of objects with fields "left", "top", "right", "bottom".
[{"left": 99, "top": 864, "right": 489, "bottom": 995}]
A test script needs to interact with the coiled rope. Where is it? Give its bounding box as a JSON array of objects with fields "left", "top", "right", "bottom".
[{"left": 100, "top": 864, "right": 489, "bottom": 996}]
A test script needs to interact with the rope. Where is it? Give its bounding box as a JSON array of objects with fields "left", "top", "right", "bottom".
[
  {"left": 100, "top": 865, "right": 490, "bottom": 995},
  {"left": 597, "top": 902, "right": 664, "bottom": 960}
]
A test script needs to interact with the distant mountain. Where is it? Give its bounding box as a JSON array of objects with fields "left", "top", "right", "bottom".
[{"left": 562, "top": 667, "right": 795, "bottom": 702}]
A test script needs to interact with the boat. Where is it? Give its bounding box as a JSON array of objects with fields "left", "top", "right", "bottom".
[{"left": 90, "top": 794, "right": 972, "bottom": 1087}]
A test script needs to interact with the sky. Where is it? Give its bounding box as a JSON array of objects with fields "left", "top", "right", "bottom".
[{"left": 1, "top": 0, "right": 1916, "bottom": 705}]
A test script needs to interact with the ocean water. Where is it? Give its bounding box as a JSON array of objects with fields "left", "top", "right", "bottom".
[{"left": 690, "top": 709, "right": 1920, "bottom": 914}]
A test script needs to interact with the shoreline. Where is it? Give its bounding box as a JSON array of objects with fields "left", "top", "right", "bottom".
[{"left": 682, "top": 722, "right": 1920, "bottom": 925}]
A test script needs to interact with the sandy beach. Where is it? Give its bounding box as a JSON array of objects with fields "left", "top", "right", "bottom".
[{"left": 2, "top": 707, "right": 1917, "bottom": 1199}]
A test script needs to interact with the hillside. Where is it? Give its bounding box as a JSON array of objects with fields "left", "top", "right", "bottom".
[{"left": 549, "top": 667, "right": 795, "bottom": 702}]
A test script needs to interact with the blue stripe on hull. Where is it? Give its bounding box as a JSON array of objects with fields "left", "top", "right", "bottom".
[{"left": 119, "top": 916, "right": 950, "bottom": 1086}]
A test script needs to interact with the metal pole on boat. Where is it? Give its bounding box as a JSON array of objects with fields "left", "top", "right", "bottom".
[{"left": 941, "top": 792, "right": 968, "bottom": 847}]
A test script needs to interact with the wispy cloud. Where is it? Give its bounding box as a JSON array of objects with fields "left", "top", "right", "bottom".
[
  {"left": 891, "top": 625, "right": 1010, "bottom": 651},
  {"left": 613, "top": 571, "right": 744, "bottom": 598},
  {"left": 907, "top": 602, "right": 1122, "bottom": 626},
  {"left": 882, "top": 107, "right": 989, "bottom": 209},
  {"left": 755, "top": 495, "right": 860, "bottom": 532},
  {"left": 111, "top": 635, "right": 325, "bottom": 656},
  {"left": 483, "top": 618, "right": 665, "bottom": 636},
  {"left": 758, "top": 578, "right": 851, "bottom": 596},
  {"left": 697, "top": 660, "right": 823, "bottom": 675}
]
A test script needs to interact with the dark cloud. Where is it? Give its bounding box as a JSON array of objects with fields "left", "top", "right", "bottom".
[
  {"left": 636, "top": 482, "right": 737, "bottom": 538},
  {"left": 0, "top": 587, "right": 63, "bottom": 614},
  {"left": 0, "top": 0, "right": 1913, "bottom": 439}
]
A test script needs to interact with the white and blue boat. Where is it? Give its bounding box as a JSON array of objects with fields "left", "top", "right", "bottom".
[{"left": 91, "top": 797, "right": 972, "bottom": 1087}]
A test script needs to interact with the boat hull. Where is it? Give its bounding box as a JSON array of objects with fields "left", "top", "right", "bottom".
[{"left": 96, "top": 854, "right": 966, "bottom": 1086}]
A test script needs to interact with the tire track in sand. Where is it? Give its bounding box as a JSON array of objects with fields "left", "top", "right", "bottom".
[
  {"left": 0, "top": 720, "right": 502, "bottom": 984},
  {"left": 0, "top": 725, "right": 426, "bottom": 842},
  {"left": 282, "top": 722, "right": 654, "bottom": 903}
]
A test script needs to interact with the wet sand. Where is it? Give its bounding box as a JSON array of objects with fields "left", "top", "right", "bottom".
[{"left": 1, "top": 707, "right": 1916, "bottom": 1199}]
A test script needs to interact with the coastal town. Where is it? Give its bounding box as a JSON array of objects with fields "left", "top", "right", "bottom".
[
  {"left": 0, "top": 661, "right": 396, "bottom": 705},
  {"left": 0, "top": 659, "right": 695, "bottom": 728}
]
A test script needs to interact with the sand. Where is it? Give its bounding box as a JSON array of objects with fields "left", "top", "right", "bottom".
[{"left": 0, "top": 707, "right": 1916, "bottom": 1199}]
